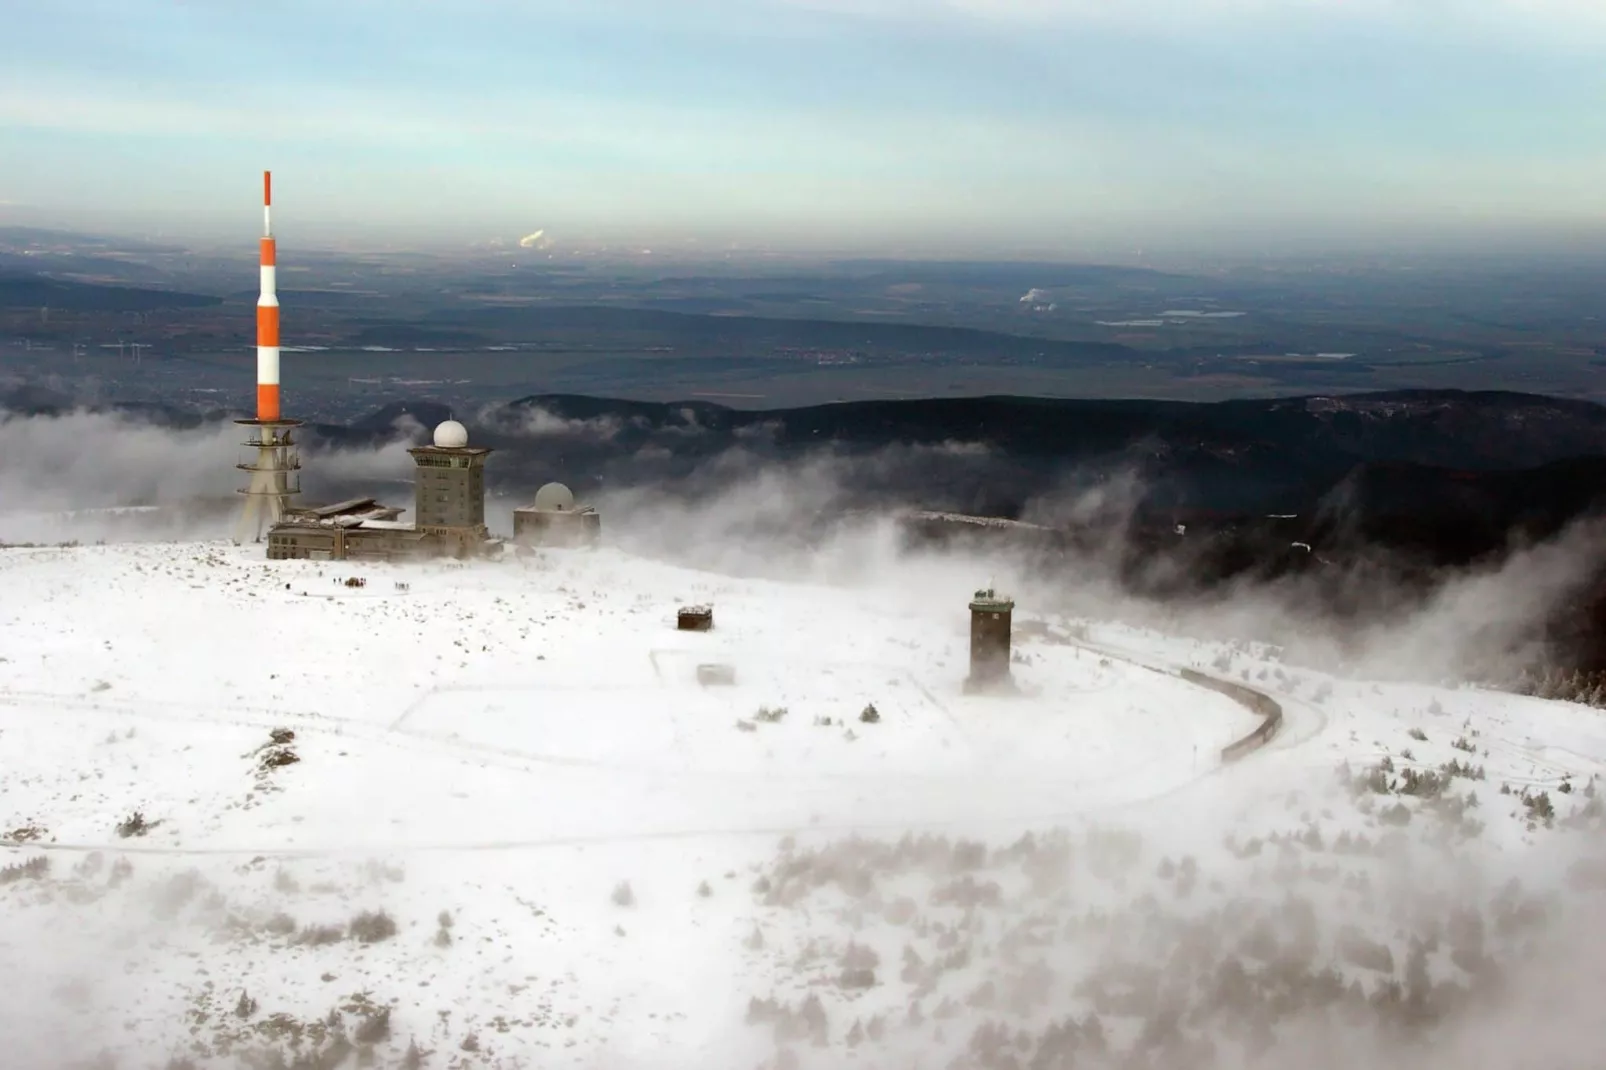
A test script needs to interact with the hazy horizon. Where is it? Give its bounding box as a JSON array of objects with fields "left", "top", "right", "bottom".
[{"left": 3, "top": 0, "right": 1605, "bottom": 257}]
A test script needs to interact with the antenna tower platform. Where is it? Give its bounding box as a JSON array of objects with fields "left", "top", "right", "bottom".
[{"left": 234, "top": 417, "right": 303, "bottom": 544}]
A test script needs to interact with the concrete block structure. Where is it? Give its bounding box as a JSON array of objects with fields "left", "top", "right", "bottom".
[
  {"left": 965, "top": 588, "right": 1016, "bottom": 693},
  {"left": 235, "top": 418, "right": 303, "bottom": 544},
  {"left": 696, "top": 664, "right": 736, "bottom": 687},
  {"left": 408, "top": 420, "right": 494, "bottom": 558},
  {"left": 266, "top": 420, "right": 501, "bottom": 562},
  {"left": 512, "top": 482, "right": 601, "bottom": 549},
  {"left": 265, "top": 498, "right": 418, "bottom": 561}
]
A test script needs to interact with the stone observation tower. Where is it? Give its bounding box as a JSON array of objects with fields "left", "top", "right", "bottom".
[
  {"left": 407, "top": 419, "right": 494, "bottom": 558},
  {"left": 965, "top": 587, "right": 1016, "bottom": 693}
]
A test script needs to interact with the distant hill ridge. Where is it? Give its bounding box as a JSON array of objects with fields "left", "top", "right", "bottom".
[
  {"left": 8, "top": 387, "right": 1606, "bottom": 475},
  {"left": 0, "top": 272, "right": 221, "bottom": 312},
  {"left": 491, "top": 389, "right": 1606, "bottom": 472},
  {"left": 9, "top": 384, "right": 1606, "bottom": 668},
  {"left": 6, "top": 388, "right": 1606, "bottom": 543}
]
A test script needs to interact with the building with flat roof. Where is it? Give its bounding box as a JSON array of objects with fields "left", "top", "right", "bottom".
[
  {"left": 265, "top": 420, "right": 501, "bottom": 562},
  {"left": 964, "top": 587, "right": 1016, "bottom": 693},
  {"left": 512, "top": 481, "right": 601, "bottom": 549},
  {"left": 408, "top": 419, "right": 495, "bottom": 558}
]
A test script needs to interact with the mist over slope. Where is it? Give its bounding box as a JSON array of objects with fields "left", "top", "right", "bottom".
[
  {"left": 2, "top": 384, "right": 1606, "bottom": 1066},
  {"left": 0, "top": 528, "right": 1603, "bottom": 1070},
  {"left": 6, "top": 387, "right": 1606, "bottom": 679},
  {"left": 10, "top": 385, "right": 1606, "bottom": 517}
]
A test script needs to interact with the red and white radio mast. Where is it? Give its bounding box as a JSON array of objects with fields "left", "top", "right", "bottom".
[
  {"left": 257, "top": 169, "right": 281, "bottom": 422},
  {"left": 234, "top": 170, "right": 302, "bottom": 544}
]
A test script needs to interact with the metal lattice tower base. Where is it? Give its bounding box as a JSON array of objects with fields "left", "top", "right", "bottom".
[{"left": 234, "top": 417, "right": 303, "bottom": 545}]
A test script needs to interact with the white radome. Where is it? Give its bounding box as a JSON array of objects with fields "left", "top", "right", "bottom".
[
  {"left": 432, "top": 420, "right": 469, "bottom": 449},
  {"left": 533, "top": 482, "right": 575, "bottom": 512}
]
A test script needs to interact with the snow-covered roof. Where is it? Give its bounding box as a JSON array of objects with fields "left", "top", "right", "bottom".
[
  {"left": 306, "top": 497, "right": 380, "bottom": 519},
  {"left": 901, "top": 509, "right": 1050, "bottom": 531}
]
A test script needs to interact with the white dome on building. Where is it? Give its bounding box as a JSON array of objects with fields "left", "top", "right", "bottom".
[
  {"left": 533, "top": 482, "right": 575, "bottom": 512},
  {"left": 432, "top": 420, "right": 469, "bottom": 449}
]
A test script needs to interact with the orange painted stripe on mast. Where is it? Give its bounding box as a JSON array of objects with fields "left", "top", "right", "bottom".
[
  {"left": 256, "top": 169, "right": 281, "bottom": 423},
  {"left": 257, "top": 304, "right": 280, "bottom": 346},
  {"left": 257, "top": 384, "right": 281, "bottom": 423}
]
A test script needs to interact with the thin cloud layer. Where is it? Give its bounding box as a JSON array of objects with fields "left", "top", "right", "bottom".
[
  {"left": 0, "top": 409, "right": 416, "bottom": 543},
  {"left": 775, "top": 0, "right": 1606, "bottom": 26},
  {"left": 3, "top": 402, "right": 1606, "bottom": 1069},
  {"left": 3, "top": 404, "right": 1602, "bottom": 692},
  {"left": 3, "top": 0, "right": 1603, "bottom": 252}
]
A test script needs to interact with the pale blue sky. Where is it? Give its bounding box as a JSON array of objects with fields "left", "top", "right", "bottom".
[{"left": 1, "top": 0, "right": 1603, "bottom": 253}]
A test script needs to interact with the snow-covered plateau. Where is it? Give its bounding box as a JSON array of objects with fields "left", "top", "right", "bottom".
[{"left": 1, "top": 541, "right": 1604, "bottom": 1070}]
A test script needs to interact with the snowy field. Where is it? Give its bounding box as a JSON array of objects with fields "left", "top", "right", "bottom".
[{"left": 1, "top": 541, "right": 1604, "bottom": 1070}]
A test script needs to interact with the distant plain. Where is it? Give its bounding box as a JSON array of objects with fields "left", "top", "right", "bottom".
[{"left": 4, "top": 230, "right": 1604, "bottom": 421}]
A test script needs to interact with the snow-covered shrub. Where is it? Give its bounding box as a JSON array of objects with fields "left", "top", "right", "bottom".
[{"left": 348, "top": 909, "right": 397, "bottom": 943}]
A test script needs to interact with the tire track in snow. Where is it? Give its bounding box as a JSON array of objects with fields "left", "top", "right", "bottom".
[
  {"left": 0, "top": 638, "right": 1266, "bottom": 860},
  {"left": 0, "top": 675, "right": 1224, "bottom": 794},
  {"left": 0, "top": 775, "right": 1269, "bottom": 862},
  {"left": 0, "top": 686, "right": 632, "bottom": 777}
]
